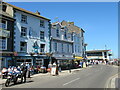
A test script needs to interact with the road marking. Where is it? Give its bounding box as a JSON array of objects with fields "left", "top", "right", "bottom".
[{"left": 63, "top": 78, "right": 80, "bottom": 86}]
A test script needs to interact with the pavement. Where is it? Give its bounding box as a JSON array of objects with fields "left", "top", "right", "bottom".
[{"left": 105, "top": 65, "right": 119, "bottom": 88}]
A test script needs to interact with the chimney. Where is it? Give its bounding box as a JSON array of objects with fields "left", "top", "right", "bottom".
[
  {"left": 69, "top": 22, "right": 74, "bottom": 25},
  {"left": 35, "top": 10, "right": 40, "bottom": 15}
]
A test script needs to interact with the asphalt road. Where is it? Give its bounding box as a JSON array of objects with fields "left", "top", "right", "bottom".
[{"left": 3, "top": 64, "right": 118, "bottom": 88}]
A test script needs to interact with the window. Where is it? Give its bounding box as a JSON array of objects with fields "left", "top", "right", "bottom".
[
  {"left": 0, "top": 37, "right": 7, "bottom": 50},
  {"left": 56, "top": 28, "right": 59, "bottom": 37},
  {"left": 2, "top": 20, "right": 7, "bottom": 29},
  {"left": 40, "top": 20, "right": 45, "bottom": 28},
  {"left": 54, "top": 42, "right": 57, "bottom": 52},
  {"left": 20, "top": 42, "right": 27, "bottom": 52},
  {"left": 81, "top": 32, "right": 83, "bottom": 37},
  {"left": 75, "top": 45, "right": 76, "bottom": 52},
  {"left": 21, "top": 14, "right": 27, "bottom": 23},
  {"left": 21, "top": 27, "right": 27, "bottom": 37},
  {"left": 40, "top": 44, "right": 45, "bottom": 52},
  {"left": 78, "top": 46, "right": 80, "bottom": 52},
  {"left": 64, "top": 30, "right": 67, "bottom": 39},
  {"left": 61, "top": 43, "right": 63, "bottom": 52},
  {"left": 67, "top": 44, "right": 69, "bottom": 53},
  {"left": 40, "top": 31, "right": 44, "bottom": 41},
  {"left": 71, "top": 33, "right": 73, "bottom": 41},
  {"left": 2, "top": 5, "right": 7, "bottom": 12}
]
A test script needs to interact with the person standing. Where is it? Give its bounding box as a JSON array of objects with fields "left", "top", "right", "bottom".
[
  {"left": 20, "top": 63, "right": 27, "bottom": 83},
  {"left": 68, "top": 63, "right": 71, "bottom": 73},
  {"left": 25, "top": 62, "right": 30, "bottom": 78}
]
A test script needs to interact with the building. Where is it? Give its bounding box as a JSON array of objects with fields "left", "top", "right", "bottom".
[
  {"left": 86, "top": 50, "right": 112, "bottom": 61},
  {"left": 0, "top": 4, "right": 15, "bottom": 68},
  {"left": 51, "top": 21, "right": 74, "bottom": 69},
  {"left": 3, "top": 2, "right": 51, "bottom": 68},
  {"left": 51, "top": 21, "right": 85, "bottom": 69},
  {"left": 60, "top": 21, "right": 85, "bottom": 61}
]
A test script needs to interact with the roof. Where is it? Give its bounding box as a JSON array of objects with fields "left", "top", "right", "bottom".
[
  {"left": 3, "top": 2, "right": 50, "bottom": 21},
  {"left": 86, "top": 50, "right": 110, "bottom": 53},
  {"left": 61, "top": 20, "right": 85, "bottom": 34},
  {"left": 51, "top": 20, "right": 85, "bottom": 34}
]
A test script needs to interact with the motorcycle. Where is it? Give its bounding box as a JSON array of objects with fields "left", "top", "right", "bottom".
[{"left": 5, "top": 71, "right": 22, "bottom": 87}]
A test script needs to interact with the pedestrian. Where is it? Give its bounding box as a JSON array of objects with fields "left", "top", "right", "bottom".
[
  {"left": 68, "top": 63, "right": 71, "bottom": 73},
  {"left": 58, "top": 64, "right": 61, "bottom": 72},
  {"left": 25, "top": 62, "right": 30, "bottom": 78},
  {"left": 20, "top": 63, "right": 27, "bottom": 83}
]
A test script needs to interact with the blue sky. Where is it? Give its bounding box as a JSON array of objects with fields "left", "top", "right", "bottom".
[{"left": 9, "top": 2, "right": 118, "bottom": 58}]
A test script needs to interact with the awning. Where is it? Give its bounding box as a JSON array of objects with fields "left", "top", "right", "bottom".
[
  {"left": 75, "top": 56, "right": 83, "bottom": 60},
  {"left": 0, "top": 51, "right": 14, "bottom": 54},
  {"left": 54, "top": 57, "right": 75, "bottom": 60},
  {"left": 14, "top": 55, "right": 49, "bottom": 60}
]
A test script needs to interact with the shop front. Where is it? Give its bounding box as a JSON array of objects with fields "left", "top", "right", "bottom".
[
  {"left": 74, "top": 56, "right": 83, "bottom": 66},
  {"left": 52, "top": 57, "right": 75, "bottom": 70},
  {"left": 14, "top": 55, "right": 50, "bottom": 68},
  {"left": 0, "top": 52, "right": 14, "bottom": 68}
]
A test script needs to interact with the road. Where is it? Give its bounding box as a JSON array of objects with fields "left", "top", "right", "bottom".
[{"left": 2, "top": 64, "right": 118, "bottom": 88}]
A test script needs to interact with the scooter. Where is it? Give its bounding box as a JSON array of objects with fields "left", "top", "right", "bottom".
[{"left": 5, "top": 71, "right": 22, "bottom": 87}]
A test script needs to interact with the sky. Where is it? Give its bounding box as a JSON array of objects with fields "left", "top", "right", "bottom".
[{"left": 8, "top": 2, "right": 118, "bottom": 58}]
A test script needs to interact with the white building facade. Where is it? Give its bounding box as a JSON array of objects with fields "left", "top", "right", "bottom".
[
  {"left": 4, "top": 2, "right": 51, "bottom": 67},
  {"left": 51, "top": 21, "right": 85, "bottom": 69},
  {"left": 51, "top": 22, "right": 74, "bottom": 62},
  {"left": 60, "top": 21, "right": 85, "bottom": 60}
]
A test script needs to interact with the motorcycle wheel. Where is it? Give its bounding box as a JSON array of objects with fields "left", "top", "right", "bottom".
[{"left": 5, "top": 79, "right": 10, "bottom": 87}]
